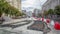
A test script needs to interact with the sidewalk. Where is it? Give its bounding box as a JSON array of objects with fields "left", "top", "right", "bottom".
[{"left": 2, "top": 18, "right": 27, "bottom": 25}]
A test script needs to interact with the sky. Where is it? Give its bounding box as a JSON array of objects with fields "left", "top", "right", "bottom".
[{"left": 21, "top": 0, "right": 47, "bottom": 11}]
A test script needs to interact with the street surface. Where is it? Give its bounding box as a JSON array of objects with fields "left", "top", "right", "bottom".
[
  {"left": 0, "top": 17, "right": 43, "bottom": 34},
  {"left": 0, "top": 17, "right": 60, "bottom": 34}
]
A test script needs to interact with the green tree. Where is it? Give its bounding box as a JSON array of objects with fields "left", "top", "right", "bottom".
[
  {"left": 0, "top": 0, "right": 10, "bottom": 17},
  {"left": 0, "top": 11, "right": 2, "bottom": 17},
  {"left": 43, "top": 10, "right": 48, "bottom": 16},
  {"left": 48, "top": 9, "right": 54, "bottom": 15},
  {"left": 54, "top": 5, "right": 60, "bottom": 15},
  {"left": 9, "top": 6, "right": 22, "bottom": 17},
  {"left": 0, "top": 0, "right": 22, "bottom": 17}
]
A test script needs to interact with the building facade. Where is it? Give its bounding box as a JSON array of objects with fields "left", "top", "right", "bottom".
[
  {"left": 33, "top": 9, "right": 41, "bottom": 17},
  {"left": 42, "top": 0, "right": 60, "bottom": 13},
  {"left": 6, "top": 0, "right": 21, "bottom": 11}
]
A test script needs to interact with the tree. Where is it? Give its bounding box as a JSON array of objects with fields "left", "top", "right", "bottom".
[
  {"left": 48, "top": 9, "right": 54, "bottom": 15},
  {"left": 0, "top": 0, "right": 22, "bottom": 17},
  {"left": 0, "top": 11, "right": 2, "bottom": 17},
  {"left": 43, "top": 10, "right": 48, "bottom": 16},
  {"left": 8, "top": 6, "right": 22, "bottom": 17},
  {"left": 0, "top": 0, "right": 9, "bottom": 17},
  {"left": 54, "top": 5, "right": 60, "bottom": 15}
]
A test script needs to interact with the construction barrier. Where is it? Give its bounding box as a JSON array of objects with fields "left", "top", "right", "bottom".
[{"left": 46, "top": 19, "right": 50, "bottom": 23}]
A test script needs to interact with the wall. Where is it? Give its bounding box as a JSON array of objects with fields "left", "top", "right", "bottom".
[{"left": 42, "top": 0, "right": 60, "bottom": 13}]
